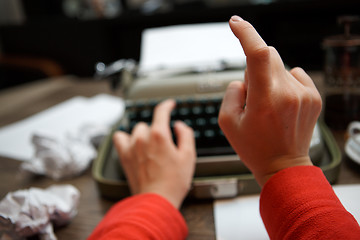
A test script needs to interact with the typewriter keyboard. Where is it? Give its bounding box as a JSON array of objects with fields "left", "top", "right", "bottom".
[{"left": 119, "top": 97, "right": 236, "bottom": 157}]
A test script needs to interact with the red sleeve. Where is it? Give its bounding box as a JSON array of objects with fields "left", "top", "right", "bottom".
[
  {"left": 87, "top": 193, "right": 188, "bottom": 240},
  {"left": 260, "top": 166, "right": 360, "bottom": 240}
]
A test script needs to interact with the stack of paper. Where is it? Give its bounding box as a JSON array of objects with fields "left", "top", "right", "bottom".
[{"left": 0, "top": 94, "right": 124, "bottom": 161}]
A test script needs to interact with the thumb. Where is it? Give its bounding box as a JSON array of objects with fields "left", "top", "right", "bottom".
[{"left": 219, "top": 81, "right": 246, "bottom": 132}]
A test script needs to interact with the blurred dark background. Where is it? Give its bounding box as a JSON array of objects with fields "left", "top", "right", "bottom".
[{"left": 0, "top": 0, "right": 359, "bottom": 89}]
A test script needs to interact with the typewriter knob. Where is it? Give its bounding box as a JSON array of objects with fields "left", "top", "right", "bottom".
[{"left": 94, "top": 59, "right": 138, "bottom": 92}]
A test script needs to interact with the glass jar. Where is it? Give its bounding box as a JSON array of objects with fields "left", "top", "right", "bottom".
[{"left": 323, "top": 16, "right": 360, "bottom": 130}]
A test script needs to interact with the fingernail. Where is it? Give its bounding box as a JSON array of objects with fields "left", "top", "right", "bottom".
[{"left": 231, "top": 15, "right": 243, "bottom": 22}]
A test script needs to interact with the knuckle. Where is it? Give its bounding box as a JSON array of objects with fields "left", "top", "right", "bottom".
[
  {"left": 311, "top": 91, "right": 323, "bottom": 114},
  {"left": 268, "top": 46, "right": 278, "bottom": 55},
  {"left": 150, "top": 127, "right": 166, "bottom": 142},
  {"left": 134, "top": 135, "right": 146, "bottom": 148},
  {"left": 251, "top": 46, "right": 271, "bottom": 62},
  {"left": 301, "top": 91, "right": 313, "bottom": 106},
  {"left": 218, "top": 111, "right": 225, "bottom": 124},
  {"left": 131, "top": 122, "right": 149, "bottom": 147},
  {"left": 121, "top": 152, "right": 132, "bottom": 164},
  {"left": 281, "top": 91, "right": 301, "bottom": 112},
  {"left": 290, "top": 66, "right": 304, "bottom": 75},
  {"left": 218, "top": 111, "right": 231, "bottom": 129}
]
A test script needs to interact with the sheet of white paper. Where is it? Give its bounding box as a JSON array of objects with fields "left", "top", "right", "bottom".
[
  {"left": 139, "top": 22, "right": 246, "bottom": 74},
  {"left": 333, "top": 184, "right": 360, "bottom": 223},
  {"left": 0, "top": 94, "right": 124, "bottom": 161},
  {"left": 214, "top": 184, "right": 360, "bottom": 240},
  {"left": 214, "top": 194, "right": 267, "bottom": 240}
]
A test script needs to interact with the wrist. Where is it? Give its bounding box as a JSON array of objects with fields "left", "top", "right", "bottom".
[
  {"left": 138, "top": 185, "right": 188, "bottom": 209},
  {"left": 256, "top": 155, "right": 313, "bottom": 187}
]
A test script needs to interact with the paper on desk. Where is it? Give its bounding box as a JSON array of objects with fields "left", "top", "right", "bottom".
[
  {"left": 214, "top": 184, "right": 360, "bottom": 240},
  {"left": 138, "top": 22, "right": 246, "bottom": 75},
  {"left": 214, "top": 194, "right": 267, "bottom": 240},
  {"left": 0, "top": 94, "right": 124, "bottom": 161}
]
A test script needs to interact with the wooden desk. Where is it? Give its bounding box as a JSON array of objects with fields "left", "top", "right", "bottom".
[{"left": 0, "top": 74, "right": 359, "bottom": 240}]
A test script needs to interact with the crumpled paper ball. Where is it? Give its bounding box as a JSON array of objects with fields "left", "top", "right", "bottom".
[
  {"left": 0, "top": 184, "right": 80, "bottom": 240},
  {"left": 21, "top": 124, "right": 108, "bottom": 180}
]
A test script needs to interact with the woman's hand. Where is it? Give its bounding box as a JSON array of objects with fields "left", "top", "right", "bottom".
[
  {"left": 219, "top": 16, "right": 322, "bottom": 187},
  {"left": 113, "top": 99, "right": 196, "bottom": 209}
]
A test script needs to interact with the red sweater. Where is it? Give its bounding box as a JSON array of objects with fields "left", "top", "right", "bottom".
[
  {"left": 88, "top": 166, "right": 360, "bottom": 239},
  {"left": 260, "top": 166, "right": 360, "bottom": 239}
]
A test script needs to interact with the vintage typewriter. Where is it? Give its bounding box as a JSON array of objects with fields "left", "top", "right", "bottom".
[{"left": 92, "top": 23, "right": 340, "bottom": 199}]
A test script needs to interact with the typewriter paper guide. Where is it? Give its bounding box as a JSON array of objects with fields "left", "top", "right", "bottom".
[{"left": 138, "top": 22, "right": 246, "bottom": 76}]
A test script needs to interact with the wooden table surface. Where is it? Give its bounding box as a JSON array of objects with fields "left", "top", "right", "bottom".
[{"left": 0, "top": 74, "right": 359, "bottom": 240}]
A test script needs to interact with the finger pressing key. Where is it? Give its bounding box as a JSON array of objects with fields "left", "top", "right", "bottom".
[{"left": 151, "top": 99, "right": 176, "bottom": 136}]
